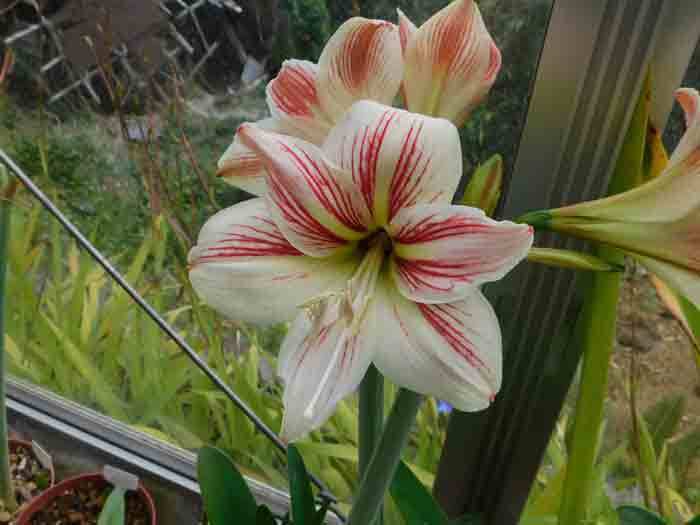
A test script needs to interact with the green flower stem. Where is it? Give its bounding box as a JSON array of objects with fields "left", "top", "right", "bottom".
[
  {"left": 557, "top": 246, "right": 623, "bottom": 524},
  {"left": 349, "top": 389, "right": 423, "bottom": 525},
  {"left": 359, "top": 365, "right": 384, "bottom": 525},
  {"left": 0, "top": 179, "right": 17, "bottom": 512},
  {"left": 557, "top": 70, "right": 649, "bottom": 525},
  {"left": 527, "top": 247, "right": 623, "bottom": 272}
]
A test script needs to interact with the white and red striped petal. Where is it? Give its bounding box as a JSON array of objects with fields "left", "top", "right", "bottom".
[
  {"left": 323, "top": 100, "right": 462, "bottom": 227},
  {"left": 316, "top": 18, "right": 403, "bottom": 122},
  {"left": 239, "top": 124, "right": 373, "bottom": 257},
  {"left": 397, "top": 9, "right": 417, "bottom": 56},
  {"left": 388, "top": 204, "right": 533, "bottom": 303},
  {"left": 403, "top": 0, "right": 501, "bottom": 126},
  {"left": 188, "top": 199, "right": 358, "bottom": 324},
  {"left": 278, "top": 298, "right": 377, "bottom": 442},
  {"left": 634, "top": 254, "right": 700, "bottom": 311},
  {"left": 217, "top": 118, "right": 288, "bottom": 196},
  {"left": 372, "top": 279, "right": 501, "bottom": 412},
  {"left": 546, "top": 90, "right": 700, "bottom": 230},
  {"left": 278, "top": 242, "right": 386, "bottom": 442},
  {"left": 670, "top": 88, "right": 700, "bottom": 170},
  {"left": 266, "top": 60, "right": 332, "bottom": 144}
]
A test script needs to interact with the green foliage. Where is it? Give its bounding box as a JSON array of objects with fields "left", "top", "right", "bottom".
[
  {"left": 390, "top": 461, "right": 448, "bottom": 525},
  {"left": 278, "top": 0, "right": 331, "bottom": 63},
  {"left": 669, "top": 426, "right": 700, "bottom": 491},
  {"left": 97, "top": 488, "right": 127, "bottom": 525},
  {"left": 288, "top": 445, "right": 316, "bottom": 525},
  {"left": 198, "top": 444, "right": 327, "bottom": 525},
  {"left": 389, "top": 460, "right": 482, "bottom": 525},
  {"left": 1, "top": 102, "right": 247, "bottom": 263},
  {"left": 618, "top": 506, "right": 667, "bottom": 525},
  {"left": 640, "top": 395, "right": 686, "bottom": 467},
  {"left": 198, "top": 446, "right": 258, "bottom": 525}
]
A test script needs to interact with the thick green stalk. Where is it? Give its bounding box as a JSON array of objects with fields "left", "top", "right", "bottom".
[
  {"left": 557, "top": 247, "right": 622, "bottom": 524},
  {"left": 0, "top": 184, "right": 17, "bottom": 512},
  {"left": 558, "top": 70, "right": 650, "bottom": 525},
  {"left": 358, "top": 365, "right": 384, "bottom": 525},
  {"left": 349, "top": 389, "right": 423, "bottom": 525}
]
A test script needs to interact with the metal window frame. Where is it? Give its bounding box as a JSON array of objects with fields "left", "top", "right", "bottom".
[{"left": 434, "top": 1, "right": 700, "bottom": 524}]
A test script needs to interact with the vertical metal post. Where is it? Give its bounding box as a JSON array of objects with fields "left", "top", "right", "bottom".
[{"left": 433, "top": 1, "right": 700, "bottom": 523}]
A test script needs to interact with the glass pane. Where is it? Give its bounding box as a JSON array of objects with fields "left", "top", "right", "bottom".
[{"left": 1, "top": 0, "right": 554, "bottom": 506}]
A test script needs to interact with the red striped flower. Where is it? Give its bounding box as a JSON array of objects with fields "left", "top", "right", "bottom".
[
  {"left": 217, "top": 0, "right": 501, "bottom": 194},
  {"left": 189, "top": 101, "right": 533, "bottom": 441},
  {"left": 398, "top": 0, "right": 501, "bottom": 126},
  {"left": 217, "top": 17, "right": 404, "bottom": 195}
]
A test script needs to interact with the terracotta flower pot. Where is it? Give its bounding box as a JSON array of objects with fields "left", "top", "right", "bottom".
[{"left": 15, "top": 472, "right": 157, "bottom": 525}]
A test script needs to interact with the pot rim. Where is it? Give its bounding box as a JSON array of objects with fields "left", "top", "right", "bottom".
[{"left": 15, "top": 471, "right": 157, "bottom": 525}]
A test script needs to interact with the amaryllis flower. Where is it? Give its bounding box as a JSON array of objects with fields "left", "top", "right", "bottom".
[
  {"left": 218, "top": 0, "right": 501, "bottom": 196},
  {"left": 189, "top": 101, "right": 533, "bottom": 441},
  {"left": 398, "top": 0, "right": 501, "bottom": 126},
  {"left": 217, "top": 17, "right": 404, "bottom": 195},
  {"left": 522, "top": 88, "right": 700, "bottom": 309}
]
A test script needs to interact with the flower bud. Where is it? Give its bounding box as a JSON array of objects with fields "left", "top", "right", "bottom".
[{"left": 460, "top": 154, "right": 502, "bottom": 217}]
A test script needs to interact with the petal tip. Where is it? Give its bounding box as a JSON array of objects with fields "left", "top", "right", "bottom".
[{"left": 676, "top": 88, "right": 700, "bottom": 127}]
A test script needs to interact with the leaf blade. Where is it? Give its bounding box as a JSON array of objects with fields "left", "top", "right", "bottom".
[{"left": 197, "top": 446, "right": 258, "bottom": 525}]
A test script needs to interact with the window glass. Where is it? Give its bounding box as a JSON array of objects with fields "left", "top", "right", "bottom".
[{"left": 1, "top": 0, "right": 554, "bottom": 502}]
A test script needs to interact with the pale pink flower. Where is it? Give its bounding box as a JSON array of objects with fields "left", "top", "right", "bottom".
[{"left": 190, "top": 101, "right": 532, "bottom": 441}]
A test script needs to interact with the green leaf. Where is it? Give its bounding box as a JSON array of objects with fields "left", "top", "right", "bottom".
[
  {"left": 197, "top": 446, "right": 257, "bottom": 525},
  {"left": 617, "top": 505, "right": 668, "bottom": 525},
  {"left": 390, "top": 461, "right": 448, "bottom": 525},
  {"left": 641, "top": 394, "right": 686, "bottom": 454},
  {"left": 636, "top": 413, "right": 659, "bottom": 482},
  {"left": 287, "top": 444, "right": 316, "bottom": 525},
  {"left": 677, "top": 293, "right": 700, "bottom": 377},
  {"left": 686, "top": 516, "right": 700, "bottom": 525},
  {"left": 97, "top": 487, "right": 126, "bottom": 525},
  {"left": 256, "top": 505, "right": 277, "bottom": 525}
]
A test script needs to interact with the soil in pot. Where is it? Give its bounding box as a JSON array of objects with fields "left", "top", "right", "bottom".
[
  {"left": 27, "top": 479, "right": 150, "bottom": 525},
  {"left": 0, "top": 443, "right": 53, "bottom": 524}
]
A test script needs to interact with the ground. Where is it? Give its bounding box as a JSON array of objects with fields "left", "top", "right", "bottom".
[{"left": 607, "top": 264, "right": 700, "bottom": 487}]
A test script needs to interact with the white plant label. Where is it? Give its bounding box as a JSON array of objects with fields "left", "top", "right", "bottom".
[
  {"left": 31, "top": 441, "right": 53, "bottom": 471},
  {"left": 103, "top": 465, "right": 140, "bottom": 491}
]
